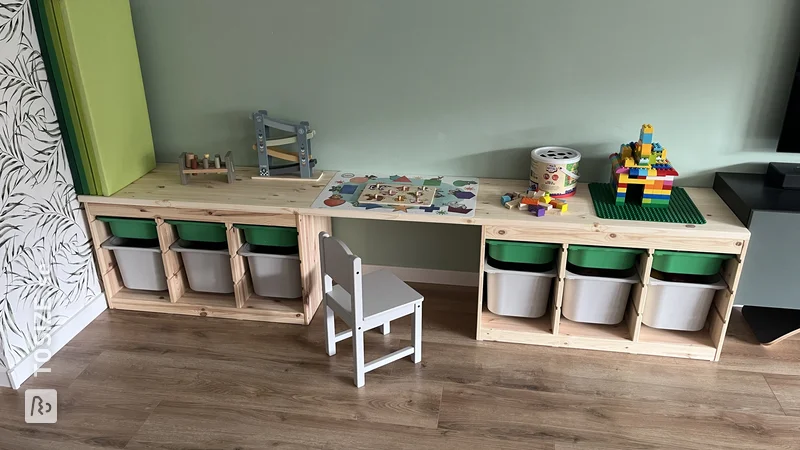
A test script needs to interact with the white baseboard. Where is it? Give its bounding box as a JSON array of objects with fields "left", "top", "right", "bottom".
[
  {"left": 0, "top": 368, "right": 10, "bottom": 388},
  {"left": 4, "top": 293, "right": 107, "bottom": 389},
  {"left": 363, "top": 264, "right": 478, "bottom": 287}
]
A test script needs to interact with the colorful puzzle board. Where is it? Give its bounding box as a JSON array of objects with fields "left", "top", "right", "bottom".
[
  {"left": 311, "top": 172, "right": 480, "bottom": 217},
  {"left": 356, "top": 183, "right": 436, "bottom": 207}
]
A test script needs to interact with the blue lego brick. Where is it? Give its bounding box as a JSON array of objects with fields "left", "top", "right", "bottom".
[
  {"left": 639, "top": 132, "right": 653, "bottom": 144},
  {"left": 652, "top": 143, "right": 663, "bottom": 152},
  {"left": 642, "top": 194, "right": 671, "bottom": 201},
  {"left": 630, "top": 168, "right": 639, "bottom": 177},
  {"left": 501, "top": 195, "right": 512, "bottom": 205}
]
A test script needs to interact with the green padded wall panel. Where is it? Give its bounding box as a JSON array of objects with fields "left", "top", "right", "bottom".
[
  {"left": 33, "top": 0, "right": 98, "bottom": 194},
  {"left": 54, "top": 0, "right": 155, "bottom": 195}
]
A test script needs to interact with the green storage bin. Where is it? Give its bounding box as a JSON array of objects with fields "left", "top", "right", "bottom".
[
  {"left": 486, "top": 240, "right": 559, "bottom": 265},
  {"left": 567, "top": 245, "right": 643, "bottom": 271},
  {"left": 234, "top": 224, "right": 298, "bottom": 248},
  {"left": 165, "top": 220, "right": 227, "bottom": 243},
  {"left": 652, "top": 250, "right": 732, "bottom": 276},
  {"left": 97, "top": 217, "right": 158, "bottom": 240}
]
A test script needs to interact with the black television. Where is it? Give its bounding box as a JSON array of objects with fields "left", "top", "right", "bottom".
[{"left": 778, "top": 55, "right": 800, "bottom": 153}]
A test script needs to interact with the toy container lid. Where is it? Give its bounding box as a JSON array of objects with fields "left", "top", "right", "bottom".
[{"left": 531, "top": 146, "right": 581, "bottom": 164}]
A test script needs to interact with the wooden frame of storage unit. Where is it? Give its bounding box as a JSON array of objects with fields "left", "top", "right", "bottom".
[
  {"left": 477, "top": 234, "right": 749, "bottom": 361},
  {"left": 80, "top": 164, "right": 751, "bottom": 360},
  {"left": 84, "top": 203, "right": 331, "bottom": 325}
]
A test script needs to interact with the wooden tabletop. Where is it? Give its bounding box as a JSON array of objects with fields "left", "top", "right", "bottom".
[{"left": 79, "top": 164, "right": 750, "bottom": 249}]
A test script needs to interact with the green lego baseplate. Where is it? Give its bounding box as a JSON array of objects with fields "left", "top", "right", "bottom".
[{"left": 588, "top": 183, "right": 706, "bottom": 224}]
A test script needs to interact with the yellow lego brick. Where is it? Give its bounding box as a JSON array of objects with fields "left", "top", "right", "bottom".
[
  {"left": 642, "top": 198, "right": 652, "bottom": 204},
  {"left": 640, "top": 143, "right": 652, "bottom": 156},
  {"left": 642, "top": 124, "right": 653, "bottom": 134},
  {"left": 560, "top": 204, "right": 568, "bottom": 213},
  {"left": 619, "top": 174, "right": 628, "bottom": 183},
  {"left": 624, "top": 158, "right": 634, "bottom": 168},
  {"left": 624, "top": 178, "right": 649, "bottom": 185},
  {"left": 644, "top": 189, "right": 655, "bottom": 194},
  {"left": 617, "top": 187, "right": 627, "bottom": 193},
  {"left": 648, "top": 169, "right": 657, "bottom": 177},
  {"left": 658, "top": 190, "right": 672, "bottom": 196}
]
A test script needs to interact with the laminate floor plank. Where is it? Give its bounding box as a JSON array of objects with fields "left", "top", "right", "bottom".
[
  {"left": 1, "top": 284, "right": 798, "bottom": 449},
  {"left": 124, "top": 399, "right": 552, "bottom": 450},
  {"left": 71, "top": 349, "right": 443, "bottom": 430},
  {"left": 717, "top": 308, "right": 800, "bottom": 377},
  {"left": 764, "top": 374, "right": 800, "bottom": 417},
  {"left": 0, "top": 384, "right": 159, "bottom": 449},
  {"left": 438, "top": 383, "right": 800, "bottom": 450},
  {"left": 390, "top": 340, "right": 784, "bottom": 414}
]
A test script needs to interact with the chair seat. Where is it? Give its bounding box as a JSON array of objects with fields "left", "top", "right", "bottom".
[{"left": 328, "top": 269, "right": 423, "bottom": 320}]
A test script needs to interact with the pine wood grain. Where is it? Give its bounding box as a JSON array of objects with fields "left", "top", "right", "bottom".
[{"left": 79, "top": 165, "right": 750, "bottom": 245}]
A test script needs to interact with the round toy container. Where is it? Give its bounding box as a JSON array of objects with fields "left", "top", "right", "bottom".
[{"left": 529, "top": 147, "right": 581, "bottom": 197}]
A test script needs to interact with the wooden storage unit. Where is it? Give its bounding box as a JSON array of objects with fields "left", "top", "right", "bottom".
[
  {"left": 81, "top": 164, "right": 750, "bottom": 361},
  {"left": 84, "top": 200, "right": 330, "bottom": 325},
  {"left": 477, "top": 237, "right": 748, "bottom": 362}
]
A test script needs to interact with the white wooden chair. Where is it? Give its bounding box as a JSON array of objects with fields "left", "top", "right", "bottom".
[{"left": 319, "top": 232, "right": 423, "bottom": 387}]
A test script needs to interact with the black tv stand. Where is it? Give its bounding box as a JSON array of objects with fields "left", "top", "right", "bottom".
[{"left": 714, "top": 172, "right": 800, "bottom": 345}]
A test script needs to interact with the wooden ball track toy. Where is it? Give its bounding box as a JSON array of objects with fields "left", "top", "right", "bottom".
[{"left": 251, "top": 110, "right": 322, "bottom": 181}]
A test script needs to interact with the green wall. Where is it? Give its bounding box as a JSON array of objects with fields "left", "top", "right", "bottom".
[{"left": 129, "top": 0, "right": 800, "bottom": 272}]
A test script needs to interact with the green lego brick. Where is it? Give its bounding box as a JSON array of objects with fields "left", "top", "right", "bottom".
[
  {"left": 588, "top": 183, "right": 706, "bottom": 224},
  {"left": 644, "top": 199, "right": 671, "bottom": 206}
]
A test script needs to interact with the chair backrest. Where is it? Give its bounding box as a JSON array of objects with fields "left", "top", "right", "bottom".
[{"left": 318, "top": 232, "right": 363, "bottom": 321}]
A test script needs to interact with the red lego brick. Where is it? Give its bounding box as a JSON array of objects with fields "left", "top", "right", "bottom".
[{"left": 655, "top": 168, "right": 679, "bottom": 177}]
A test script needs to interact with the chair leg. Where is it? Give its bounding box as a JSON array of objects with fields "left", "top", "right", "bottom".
[
  {"left": 411, "top": 302, "right": 422, "bottom": 363},
  {"left": 380, "top": 321, "right": 390, "bottom": 335},
  {"left": 324, "top": 303, "right": 336, "bottom": 356},
  {"left": 352, "top": 328, "right": 366, "bottom": 388}
]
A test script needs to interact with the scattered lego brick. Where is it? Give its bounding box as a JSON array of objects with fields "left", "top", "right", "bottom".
[{"left": 530, "top": 205, "right": 547, "bottom": 217}]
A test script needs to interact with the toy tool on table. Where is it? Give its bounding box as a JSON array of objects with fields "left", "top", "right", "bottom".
[
  {"left": 251, "top": 110, "right": 321, "bottom": 181},
  {"left": 178, "top": 151, "right": 235, "bottom": 185}
]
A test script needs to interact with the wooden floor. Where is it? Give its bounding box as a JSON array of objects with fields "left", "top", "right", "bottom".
[{"left": 2, "top": 283, "right": 800, "bottom": 449}]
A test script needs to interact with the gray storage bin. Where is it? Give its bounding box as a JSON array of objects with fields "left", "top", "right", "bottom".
[
  {"left": 171, "top": 241, "right": 234, "bottom": 294},
  {"left": 485, "top": 259, "right": 555, "bottom": 318},
  {"left": 101, "top": 237, "right": 167, "bottom": 291},
  {"left": 562, "top": 270, "right": 638, "bottom": 325},
  {"left": 238, "top": 243, "right": 302, "bottom": 298},
  {"left": 644, "top": 277, "right": 727, "bottom": 331}
]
